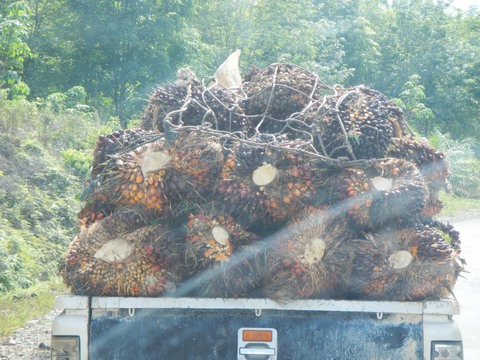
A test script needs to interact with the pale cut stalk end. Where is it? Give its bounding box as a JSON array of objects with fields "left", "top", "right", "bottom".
[
  {"left": 140, "top": 150, "right": 171, "bottom": 178},
  {"left": 371, "top": 176, "right": 394, "bottom": 191},
  {"left": 94, "top": 238, "right": 135, "bottom": 262},
  {"left": 211, "top": 225, "right": 230, "bottom": 246},
  {"left": 302, "top": 237, "right": 326, "bottom": 265},
  {"left": 252, "top": 163, "right": 279, "bottom": 186},
  {"left": 388, "top": 250, "right": 413, "bottom": 270}
]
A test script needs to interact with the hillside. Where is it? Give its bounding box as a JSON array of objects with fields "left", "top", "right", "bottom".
[
  {"left": 0, "top": 132, "right": 82, "bottom": 292},
  {"left": 0, "top": 93, "right": 107, "bottom": 294}
]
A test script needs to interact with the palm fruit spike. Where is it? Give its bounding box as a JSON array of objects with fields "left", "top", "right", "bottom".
[
  {"left": 325, "top": 167, "right": 373, "bottom": 231},
  {"left": 77, "top": 199, "right": 115, "bottom": 227},
  {"left": 62, "top": 223, "right": 185, "bottom": 297},
  {"left": 99, "top": 140, "right": 173, "bottom": 216},
  {"left": 367, "top": 158, "right": 428, "bottom": 227},
  {"left": 142, "top": 67, "right": 251, "bottom": 135},
  {"left": 315, "top": 85, "right": 403, "bottom": 160},
  {"left": 184, "top": 203, "right": 261, "bottom": 298},
  {"left": 240, "top": 63, "right": 329, "bottom": 133},
  {"left": 262, "top": 209, "right": 351, "bottom": 301},
  {"left": 347, "top": 224, "right": 459, "bottom": 301},
  {"left": 216, "top": 135, "right": 329, "bottom": 228},
  {"left": 386, "top": 137, "right": 450, "bottom": 192},
  {"left": 420, "top": 219, "right": 462, "bottom": 255},
  {"left": 164, "top": 130, "right": 224, "bottom": 211},
  {"left": 91, "top": 128, "right": 160, "bottom": 178}
]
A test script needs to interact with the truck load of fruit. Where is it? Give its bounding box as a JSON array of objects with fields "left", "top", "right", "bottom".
[{"left": 61, "top": 54, "right": 463, "bottom": 302}]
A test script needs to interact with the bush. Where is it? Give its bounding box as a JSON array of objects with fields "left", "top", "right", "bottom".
[
  {"left": 62, "top": 149, "right": 92, "bottom": 179},
  {"left": 430, "top": 132, "right": 480, "bottom": 199}
]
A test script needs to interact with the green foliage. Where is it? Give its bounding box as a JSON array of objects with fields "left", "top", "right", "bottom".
[
  {"left": 430, "top": 132, "right": 480, "bottom": 198},
  {"left": 36, "top": 86, "right": 90, "bottom": 113},
  {"left": 392, "top": 74, "right": 435, "bottom": 136},
  {"left": 0, "top": 1, "right": 32, "bottom": 98},
  {"left": 439, "top": 191, "right": 480, "bottom": 219},
  {"left": 8, "top": 0, "right": 477, "bottom": 140},
  {"left": 359, "top": 0, "right": 479, "bottom": 140},
  {"left": 0, "top": 96, "right": 108, "bottom": 294},
  {"left": 61, "top": 148, "right": 92, "bottom": 179},
  {"left": 0, "top": 93, "right": 37, "bottom": 134},
  {"left": 0, "top": 147, "right": 80, "bottom": 292},
  {"left": 189, "top": 0, "right": 352, "bottom": 84},
  {"left": 25, "top": 0, "right": 194, "bottom": 125}
]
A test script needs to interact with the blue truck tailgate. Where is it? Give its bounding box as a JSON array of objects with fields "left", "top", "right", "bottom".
[{"left": 88, "top": 297, "right": 427, "bottom": 359}]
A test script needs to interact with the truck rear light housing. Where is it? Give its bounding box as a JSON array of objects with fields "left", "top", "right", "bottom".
[
  {"left": 431, "top": 341, "right": 463, "bottom": 360},
  {"left": 51, "top": 335, "right": 80, "bottom": 360},
  {"left": 238, "top": 327, "right": 277, "bottom": 360}
]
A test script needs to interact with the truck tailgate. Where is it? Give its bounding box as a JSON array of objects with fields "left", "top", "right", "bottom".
[{"left": 88, "top": 297, "right": 427, "bottom": 359}]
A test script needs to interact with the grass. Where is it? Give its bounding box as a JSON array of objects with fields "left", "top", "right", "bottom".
[
  {"left": 438, "top": 191, "right": 480, "bottom": 219},
  {"left": 0, "top": 277, "right": 68, "bottom": 340}
]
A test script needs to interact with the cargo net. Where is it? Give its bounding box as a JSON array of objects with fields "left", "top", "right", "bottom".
[
  {"left": 65, "top": 62, "right": 463, "bottom": 301},
  {"left": 143, "top": 63, "right": 406, "bottom": 165}
]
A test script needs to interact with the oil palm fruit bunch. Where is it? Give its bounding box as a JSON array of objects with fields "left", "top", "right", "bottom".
[
  {"left": 184, "top": 203, "right": 261, "bottom": 298},
  {"left": 163, "top": 130, "right": 224, "bottom": 209},
  {"left": 316, "top": 86, "right": 404, "bottom": 160},
  {"left": 142, "top": 82, "right": 188, "bottom": 131},
  {"left": 366, "top": 158, "right": 428, "bottom": 227},
  {"left": 240, "top": 63, "right": 327, "bottom": 133},
  {"left": 386, "top": 137, "right": 450, "bottom": 219},
  {"left": 142, "top": 68, "right": 250, "bottom": 135},
  {"left": 62, "top": 225, "right": 185, "bottom": 297},
  {"left": 62, "top": 207, "right": 180, "bottom": 296},
  {"left": 97, "top": 131, "right": 224, "bottom": 217},
  {"left": 347, "top": 224, "right": 459, "bottom": 301},
  {"left": 325, "top": 167, "right": 373, "bottom": 231},
  {"left": 419, "top": 219, "right": 462, "bottom": 255},
  {"left": 91, "top": 129, "right": 160, "bottom": 178},
  {"left": 216, "top": 135, "right": 328, "bottom": 227},
  {"left": 386, "top": 137, "right": 449, "bottom": 192},
  {"left": 99, "top": 140, "right": 174, "bottom": 216},
  {"left": 346, "top": 234, "right": 403, "bottom": 300},
  {"left": 262, "top": 210, "right": 352, "bottom": 300},
  {"left": 401, "top": 224, "right": 462, "bottom": 300}
]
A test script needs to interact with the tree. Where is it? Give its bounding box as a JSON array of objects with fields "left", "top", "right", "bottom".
[
  {"left": 70, "top": 0, "right": 195, "bottom": 125},
  {"left": 0, "top": 1, "right": 32, "bottom": 99},
  {"left": 248, "top": 0, "right": 351, "bottom": 84},
  {"left": 354, "top": 0, "right": 479, "bottom": 140},
  {"left": 393, "top": 74, "right": 434, "bottom": 136},
  {"left": 433, "top": 11, "right": 480, "bottom": 140},
  {"left": 188, "top": 0, "right": 351, "bottom": 85},
  {"left": 23, "top": 0, "right": 193, "bottom": 125},
  {"left": 22, "top": 0, "right": 79, "bottom": 98}
]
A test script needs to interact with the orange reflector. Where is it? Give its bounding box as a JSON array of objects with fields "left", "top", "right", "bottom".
[{"left": 243, "top": 329, "right": 273, "bottom": 342}]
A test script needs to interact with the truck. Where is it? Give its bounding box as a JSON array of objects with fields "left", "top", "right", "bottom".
[
  {"left": 51, "top": 58, "right": 464, "bottom": 360},
  {"left": 50, "top": 294, "right": 463, "bottom": 359}
]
